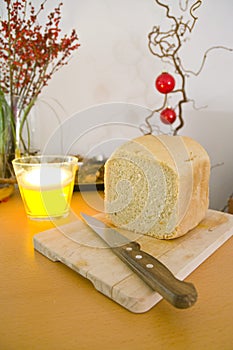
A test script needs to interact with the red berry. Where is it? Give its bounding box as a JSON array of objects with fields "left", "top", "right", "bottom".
[
  {"left": 155, "top": 72, "right": 175, "bottom": 94},
  {"left": 160, "top": 108, "right": 177, "bottom": 124}
]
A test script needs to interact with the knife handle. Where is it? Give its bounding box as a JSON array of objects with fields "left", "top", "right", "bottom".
[{"left": 113, "top": 242, "right": 197, "bottom": 309}]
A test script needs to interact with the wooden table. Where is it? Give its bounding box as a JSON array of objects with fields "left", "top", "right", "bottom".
[{"left": 0, "top": 190, "right": 232, "bottom": 350}]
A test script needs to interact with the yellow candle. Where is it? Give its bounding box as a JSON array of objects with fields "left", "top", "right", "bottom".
[
  {"left": 12, "top": 155, "right": 78, "bottom": 219},
  {"left": 17, "top": 166, "right": 75, "bottom": 219},
  {"left": 13, "top": 155, "right": 78, "bottom": 220}
]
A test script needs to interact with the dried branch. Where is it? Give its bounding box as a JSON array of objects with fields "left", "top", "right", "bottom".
[
  {"left": 189, "top": 0, "right": 202, "bottom": 31},
  {"left": 179, "top": 46, "right": 233, "bottom": 76},
  {"left": 145, "top": 0, "right": 233, "bottom": 135}
]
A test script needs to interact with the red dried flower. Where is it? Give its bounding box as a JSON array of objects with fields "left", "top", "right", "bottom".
[{"left": 0, "top": 0, "right": 80, "bottom": 111}]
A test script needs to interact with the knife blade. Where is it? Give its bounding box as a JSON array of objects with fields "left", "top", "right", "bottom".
[{"left": 81, "top": 213, "right": 197, "bottom": 309}]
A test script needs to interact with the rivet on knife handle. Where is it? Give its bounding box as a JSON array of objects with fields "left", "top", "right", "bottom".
[
  {"left": 80, "top": 213, "right": 198, "bottom": 309},
  {"left": 112, "top": 241, "right": 198, "bottom": 309}
]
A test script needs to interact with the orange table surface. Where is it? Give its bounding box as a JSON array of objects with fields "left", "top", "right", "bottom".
[{"left": 0, "top": 189, "right": 233, "bottom": 350}]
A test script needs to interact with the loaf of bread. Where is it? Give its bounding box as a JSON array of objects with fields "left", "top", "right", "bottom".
[{"left": 104, "top": 134, "right": 210, "bottom": 239}]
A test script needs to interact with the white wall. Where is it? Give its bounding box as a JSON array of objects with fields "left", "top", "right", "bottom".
[{"left": 35, "top": 0, "right": 233, "bottom": 211}]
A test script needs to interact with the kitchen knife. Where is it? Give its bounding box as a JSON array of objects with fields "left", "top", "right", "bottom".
[{"left": 81, "top": 213, "right": 197, "bottom": 309}]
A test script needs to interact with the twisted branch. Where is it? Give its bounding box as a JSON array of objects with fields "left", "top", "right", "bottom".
[{"left": 144, "top": 0, "right": 233, "bottom": 135}]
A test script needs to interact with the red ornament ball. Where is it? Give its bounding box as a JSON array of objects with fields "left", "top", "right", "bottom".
[
  {"left": 160, "top": 107, "right": 177, "bottom": 124},
  {"left": 155, "top": 72, "right": 175, "bottom": 94}
]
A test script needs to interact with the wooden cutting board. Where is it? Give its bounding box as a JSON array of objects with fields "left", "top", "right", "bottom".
[{"left": 33, "top": 209, "right": 233, "bottom": 313}]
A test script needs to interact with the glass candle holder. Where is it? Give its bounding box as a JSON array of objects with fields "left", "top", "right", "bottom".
[{"left": 12, "top": 155, "right": 78, "bottom": 220}]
